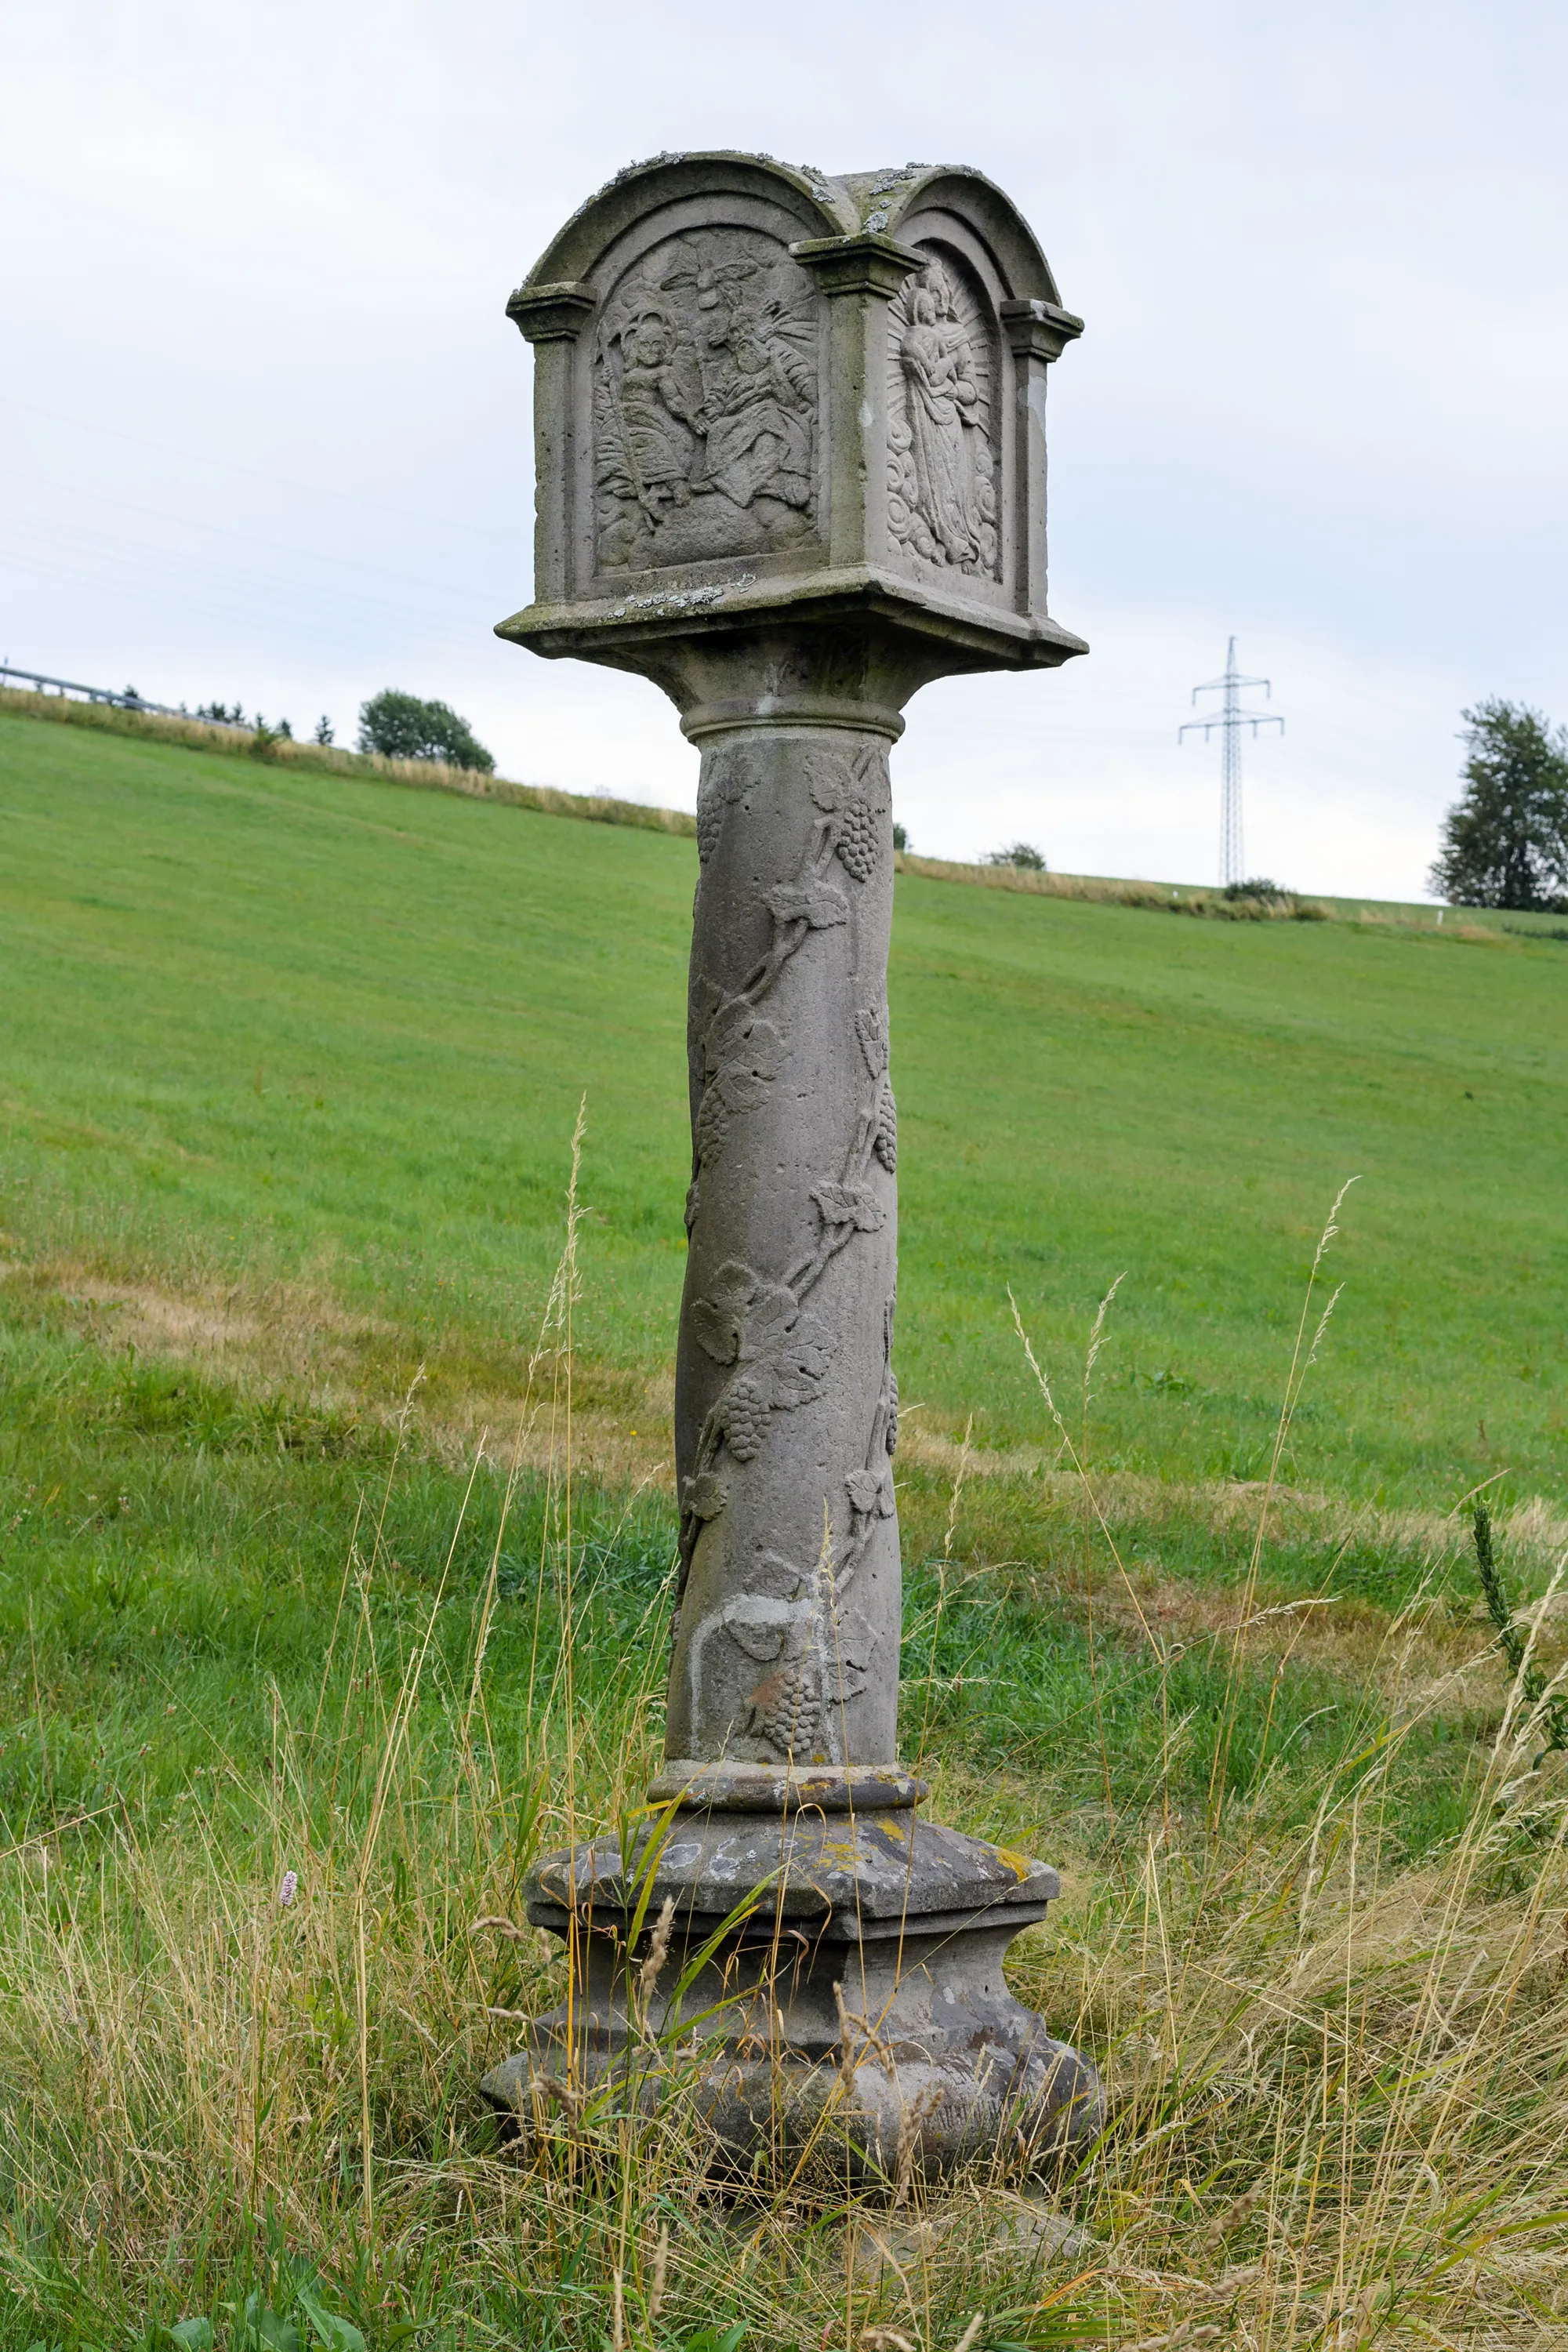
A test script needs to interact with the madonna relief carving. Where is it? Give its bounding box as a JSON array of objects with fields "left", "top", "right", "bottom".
[
  {"left": 593, "top": 228, "right": 819, "bottom": 571},
  {"left": 887, "top": 253, "right": 1000, "bottom": 579}
]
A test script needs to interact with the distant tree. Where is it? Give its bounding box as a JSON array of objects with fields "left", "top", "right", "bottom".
[
  {"left": 1429, "top": 700, "right": 1568, "bottom": 909},
  {"left": 195, "top": 700, "right": 245, "bottom": 726},
  {"left": 987, "top": 840, "right": 1047, "bottom": 871},
  {"left": 1223, "top": 877, "right": 1286, "bottom": 902},
  {"left": 314, "top": 715, "right": 335, "bottom": 746},
  {"left": 892, "top": 822, "right": 909, "bottom": 853},
  {"left": 358, "top": 689, "right": 495, "bottom": 774}
]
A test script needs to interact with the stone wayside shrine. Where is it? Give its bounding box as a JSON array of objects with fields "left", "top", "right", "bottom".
[{"left": 481, "top": 153, "right": 1102, "bottom": 2182}]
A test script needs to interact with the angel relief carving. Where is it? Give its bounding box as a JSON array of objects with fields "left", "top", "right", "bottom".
[
  {"left": 593, "top": 229, "right": 819, "bottom": 571},
  {"left": 887, "top": 255, "right": 1000, "bottom": 579}
]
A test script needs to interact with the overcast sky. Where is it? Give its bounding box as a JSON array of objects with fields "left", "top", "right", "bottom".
[{"left": 5, "top": 1, "right": 1565, "bottom": 897}]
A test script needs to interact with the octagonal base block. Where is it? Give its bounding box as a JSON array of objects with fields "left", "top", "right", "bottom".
[{"left": 479, "top": 1806, "right": 1102, "bottom": 2192}]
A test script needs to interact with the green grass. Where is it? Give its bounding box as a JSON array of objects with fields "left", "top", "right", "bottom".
[
  {"left": 3, "top": 706, "right": 1566, "bottom": 1506},
  {"left": 2, "top": 1284, "right": 1557, "bottom": 2350},
  {"left": 4, "top": 706, "right": 1568, "bottom": 2349}
]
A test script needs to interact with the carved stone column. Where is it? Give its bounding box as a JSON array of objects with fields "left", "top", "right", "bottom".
[
  {"left": 670, "top": 715, "right": 902, "bottom": 1770},
  {"left": 478, "top": 153, "right": 1102, "bottom": 2184}
]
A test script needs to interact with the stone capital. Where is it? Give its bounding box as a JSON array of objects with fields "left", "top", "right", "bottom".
[
  {"left": 1000, "top": 296, "right": 1085, "bottom": 363},
  {"left": 504, "top": 279, "right": 595, "bottom": 342},
  {"left": 789, "top": 230, "right": 925, "bottom": 299}
]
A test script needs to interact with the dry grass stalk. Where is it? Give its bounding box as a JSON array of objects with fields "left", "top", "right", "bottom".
[{"left": 637, "top": 1894, "right": 677, "bottom": 2010}]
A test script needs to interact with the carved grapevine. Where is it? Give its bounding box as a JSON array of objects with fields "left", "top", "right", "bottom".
[{"left": 677, "top": 736, "right": 902, "bottom": 1763}]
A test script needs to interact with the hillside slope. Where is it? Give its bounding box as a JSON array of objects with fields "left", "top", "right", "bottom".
[{"left": 2, "top": 706, "right": 1564, "bottom": 1505}]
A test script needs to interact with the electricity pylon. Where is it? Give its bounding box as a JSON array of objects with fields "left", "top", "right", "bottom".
[{"left": 1180, "top": 637, "right": 1283, "bottom": 886}]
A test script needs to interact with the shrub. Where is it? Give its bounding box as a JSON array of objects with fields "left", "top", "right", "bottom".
[
  {"left": 358, "top": 689, "right": 495, "bottom": 774},
  {"left": 1223, "top": 877, "right": 1286, "bottom": 902},
  {"left": 986, "top": 840, "right": 1047, "bottom": 871}
]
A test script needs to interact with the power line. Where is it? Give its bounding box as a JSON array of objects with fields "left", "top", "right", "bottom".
[{"left": 1179, "top": 637, "right": 1284, "bottom": 885}]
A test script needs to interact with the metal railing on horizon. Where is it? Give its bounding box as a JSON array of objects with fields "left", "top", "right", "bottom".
[{"left": 0, "top": 664, "right": 247, "bottom": 728}]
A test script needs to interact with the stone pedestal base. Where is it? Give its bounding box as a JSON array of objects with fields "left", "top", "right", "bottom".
[{"left": 480, "top": 1769, "right": 1101, "bottom": 2191}]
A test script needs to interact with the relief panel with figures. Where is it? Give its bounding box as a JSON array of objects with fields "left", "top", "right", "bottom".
[
  {"left": 591, "top": 227, "right": 821, "bottom": 572},
  {"left": 886, "top": 247, "right": 1002, "bottom": 582}
]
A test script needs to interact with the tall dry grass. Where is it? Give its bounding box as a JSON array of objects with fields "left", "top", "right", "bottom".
[{"left": 2, "top": 1170, "right": 1566, "bottom": 2350}]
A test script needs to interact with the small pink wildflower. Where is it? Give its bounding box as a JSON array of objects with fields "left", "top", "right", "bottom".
[{"left": 278, "top": 1870, "right": 298, "bottom": 1907}]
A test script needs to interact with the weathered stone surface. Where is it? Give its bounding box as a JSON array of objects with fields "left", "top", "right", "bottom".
[
  {"left": 502, "top": 151, "right": 1085, "bottom": 662},
  {"left": 522, "top": 1806, "right": 1058, "bottom": 1930},
  {"left": 484, "top": 151, "right": 1100, "bottom": 2184},
  {"left": 673, "top": 717, "right": 901, "bottom": 1764},
  {"left": 479, "top": 1808, "right": 1098, "bottom": 2187}
]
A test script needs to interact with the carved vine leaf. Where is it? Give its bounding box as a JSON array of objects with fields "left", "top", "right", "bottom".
[
  {"left": 844, "top": 1466, "right": 895, "bottom": 1520},
  {"left": 811, "top": 1181, "right": 885, "bottom": 1235},
  {"left": 886, "top": 1369, "right": 899, "bottom": 1456},
  {"left": 728, "top": 1616, "right": 789, "bottom": 1664},
  {"left": 692, "top": 1268, "right": 833, "bottom": 1466},
  {"left": 764, "top": 875, "right": 849, "bottom": 930},
  {"left": 855, "top": 1007, "right": 890, "bottom": 1078},
  {"left": 805, "top": 753, "right": 848, "bottom": 816},
  {"left": 691, "top": 1259, "right": 799, "bottom": 1366},
  {"left": 709, "top": 1309, "right": 837, "bottom": 1462},
  {"left": 682, "top": 1471, "right": 728, "bottom": 1522},
  {"left": 705, "top": 1001, "right": 789, "bottom": 1100},
  {"left": 696, "top": 1000, "right": 792, "bottom": 1168},
  {"left": 763, "top": 1310, "right": 837, "bottom": 1410}
]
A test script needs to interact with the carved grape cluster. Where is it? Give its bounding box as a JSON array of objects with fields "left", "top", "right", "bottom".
[
  {"left": 836, "top": 793, "right": 880, "bottom": 882},
  {"left": 695, "top": 1084, "right": 730, "bottom": 1167},
  {"left": 806, "top": 747, "right": 891, "bottom": 884},
  {"left": 695, "top": 749, "right": 746, "bottom": 866},
  {"left": 874, "top": 1080, "right": 898, "bottom": 1172},
  {"left": 696, "top": 789, "right": 726, "bottom": 866},
  {"left": 718, "top": 1374, "right": 768, "bottom": 1462},
  {"left": 754, "top": 1679, "right": 824, "bottom": 1762}
]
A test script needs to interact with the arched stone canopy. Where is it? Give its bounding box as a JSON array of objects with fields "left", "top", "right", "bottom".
[
  {"left": 517, "top": 151, "right": 861, "bottom": 286},
  {"left": 516, "top": 154, "right": 1061, "bottom": 306},
  {"left": 503, "top": 150, "right": 1085, "bottom": 685}
]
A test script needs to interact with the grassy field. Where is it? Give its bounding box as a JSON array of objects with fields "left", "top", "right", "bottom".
[
  {"left": 2, "top": 706, "right": 1568, "bottom": 2350},
  {"left": 3, "top": 706, "right": 1566, "bottom": 1504}
]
